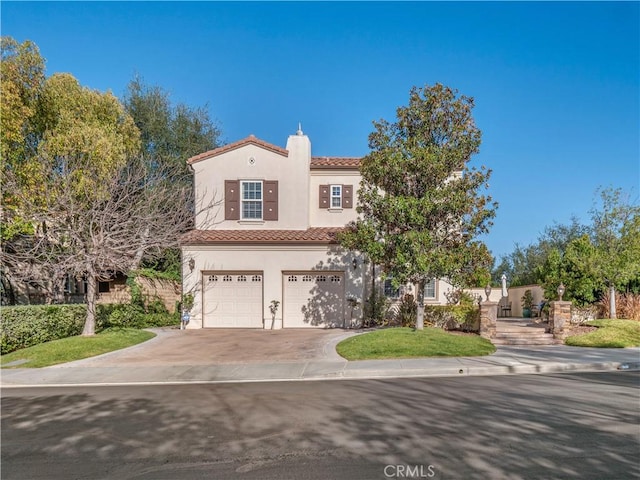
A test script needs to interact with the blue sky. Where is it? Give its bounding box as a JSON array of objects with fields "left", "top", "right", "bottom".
[{"left": 3, "top": 1, "right": 639, "bottom": 261}]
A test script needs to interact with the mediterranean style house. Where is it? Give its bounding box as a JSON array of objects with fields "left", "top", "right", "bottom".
[{"left": 180, "top": 127, "right": 450, "bottom": 329}]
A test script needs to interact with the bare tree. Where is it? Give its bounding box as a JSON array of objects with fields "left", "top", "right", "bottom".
[{"left": 2, "top": 155, "right": 220, "bottom": 334}]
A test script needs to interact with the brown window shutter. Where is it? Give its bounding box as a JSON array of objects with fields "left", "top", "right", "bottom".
[
  {"left": 264, "top": 180, "right": 278, "bottom": 221},
  {"left": 225, "top": 180, "right": 239, "bottom": 220},
  {"left": 319, "top": 185, "right": 330, "bottom": 209},
  {"left": 342, "top": 184, "right": 353, "bottom": 208}
]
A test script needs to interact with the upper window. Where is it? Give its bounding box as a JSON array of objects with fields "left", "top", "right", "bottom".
[
  {"left": 241, "top": 181, "right": 262, "bottom": 220},
  {"left": 331, "top": 185, "right": 342, "bottom": 208}
]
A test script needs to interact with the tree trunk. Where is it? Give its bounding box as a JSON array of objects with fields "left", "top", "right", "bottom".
[
  {"left": 51, "top": 270, "right": 65, "bottom": 305},
  {"left": 82, "top": 272, "right": 97, "bottom": 336},
  {"left": 415, "top": 279, "right": 425, "bottom": 330},
  {"left": 130, "top": 226, "right": 150, "bottom": 270},
  {"left": 369, "top": 262, "right": 376, "bottom": 328},
  {"left": 609, "top": 285, "right": 617, "bottom": 319}
]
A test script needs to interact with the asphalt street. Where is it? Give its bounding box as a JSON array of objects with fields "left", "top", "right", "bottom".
[{"left": 2, "top": 371, "right": 639, "bottom": 480}]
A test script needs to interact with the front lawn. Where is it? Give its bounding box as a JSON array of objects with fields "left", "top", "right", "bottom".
[
  {"left": 336, "top": 327, "right": 496, "bottom": 361},
  {"left": 565, "top": 319, "right": 640, "bottom": 348},
  {"left": 0, "top": 328, "right": 155, "bottom": 368}
]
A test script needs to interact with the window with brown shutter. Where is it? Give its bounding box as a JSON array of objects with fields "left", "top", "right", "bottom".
[
  {"left": 225, "top": 180, "right": 240, "bottom": 220},
  {"left": 342, "top": 184, "right": 353, "bottom": 208},
  {"left": 319, "top": 185, "right": 330, "bottom": 209},
  {"left": 263, "top": 180, "right": 278, "bottom": 221}
]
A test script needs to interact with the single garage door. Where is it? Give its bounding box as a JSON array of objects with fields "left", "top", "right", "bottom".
[
  {"left": 203, "top": 272, "right": 263, "bottom": 328},
  {"left": 283, "top": 272, "right": 345, "bottom": 328}
]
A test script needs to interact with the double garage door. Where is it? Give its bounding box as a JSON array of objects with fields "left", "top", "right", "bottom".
[{"left": 202, "top": 271, "right": 345, "bottom": 328}]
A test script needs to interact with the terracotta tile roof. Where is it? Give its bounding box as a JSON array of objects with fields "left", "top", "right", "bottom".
[
  {"left": 181, "top": 227, "right": 344, "bottom": 245},
  {"left": 187, "top": 135, "right": 289, "bottom": 164},
  {"left": 310, "top": 157, "right": 361, "bottom": 169}
]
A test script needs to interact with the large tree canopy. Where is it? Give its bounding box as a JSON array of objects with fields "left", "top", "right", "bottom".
[
  {"left": 1, "top": 37, "right": 47, "bottom": 240},
  {"left": 1, "top": 38, "right": 223, "bottom": 329},
  {"left": 121, "top": 75, "right": 223, "bottom": 273},
  {"left": 122, "top": 75, "right": 221, "bottom": 173},
  {"left": 2, "top": 155, "right": 208, "bottom": 334},
  {"left": 495, "top": 187, "right": 640, "bottom": 314},
  {"left": 340, "top": 84, "right": 497, "bottom": 329}
]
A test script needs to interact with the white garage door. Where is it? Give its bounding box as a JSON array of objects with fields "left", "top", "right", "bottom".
[
  {"left": 203, "top": 272, "right": 263, "bottom": 328},
  {"left": 283, "top": 272, "right": 345, "bottom": 328}
]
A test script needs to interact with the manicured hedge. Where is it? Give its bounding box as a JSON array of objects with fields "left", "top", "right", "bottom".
[
  {"left": 1, "top": 304, "right": 87, "bottom": 354},
  {"left": 1, "top": 303, "right": 179, "bottom": 354}
]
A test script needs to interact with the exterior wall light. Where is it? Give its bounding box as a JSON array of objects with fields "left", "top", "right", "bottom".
[
  {"left": 352, "top": 258, "right": 358, "bottom": 270},
  {"left": 557, "top": 283, "right": 565, "bottom": 301},
  {"left": 188, "top": 257, "right": 195, "bottom": 272}
]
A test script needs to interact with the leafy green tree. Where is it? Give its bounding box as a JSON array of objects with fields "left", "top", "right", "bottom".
[
  {"left": 340, "top": 84, "right": 497, "bottom": 329},
  {"left": 1, "top": 37, "right": 140, "bottom": 304},
  {"left": 122, "top": 76, "right": 222, "bottom": 271},
  {"left": 538, "top": 235, "right": 601, "bottom": 306},
  {"left": 492, "top": 216, "right": 588, "bottom": 287},
  {"left": 36, "top": 73, "right": 141, "bottom": 195},
  {"left": 590, "top": 188, "right": 640, "bottom": 317},
  {"left": 1, "top": 36, "right": 46, "bottom": 239},
  {"left": 122, "top": 75, "right": 221, "bottom": 173}
]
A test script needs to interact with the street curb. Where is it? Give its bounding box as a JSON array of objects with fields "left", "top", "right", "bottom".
[{"left": 2, "top": 360, "right": 636, "bottom": 389}]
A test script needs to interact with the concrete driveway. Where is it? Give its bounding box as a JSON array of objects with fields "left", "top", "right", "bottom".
[{"left": 63, "top": 327, "right": 357, "bottom": 367}]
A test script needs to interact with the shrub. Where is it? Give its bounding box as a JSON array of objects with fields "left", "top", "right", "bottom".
[
  {"left": 423, "top": 305, "right": 480, "bottom": 332},
  {"left": 104, "top": 304, "right": 146, "bottom": 329},
  {"left": 141, "top": 312, "right": 180, "bottom": 328},
  {"left": 1, "top": 302, "right": 179, "bottom": 355},
  {"left": 390, "top": 294, "right": 417, "bottom": 327},
  {"left": 363, "top": 290, "right": 390, "bottom": 327},
  {"left": 100, "top": 304, "right": 178, "bottom": 330},
  {"left": 597, "top": 290, "right": 640, "bottom": 320},
  {"left": 146, "top": 298, "right": 168, "bottom": 314},
  {"left": 1, "top": 304, "right": 86, "bottom": 354}
]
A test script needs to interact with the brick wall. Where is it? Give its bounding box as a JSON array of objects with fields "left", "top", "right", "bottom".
[{"left": 136, "top": 277, "right": 181, "bottom": 313}]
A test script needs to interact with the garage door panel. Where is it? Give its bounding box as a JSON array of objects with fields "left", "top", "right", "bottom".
[
  {"left": 284, "top": 273, "right": 344, "bottom": 328},
  {"left": 204, "top": 272, "right": 263, "bottom": 328}
]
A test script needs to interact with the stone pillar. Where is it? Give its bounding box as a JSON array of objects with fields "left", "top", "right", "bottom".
[
  {"left": 480, "top": 301, "right": 498, "bottom": 339},
  {"left": 549, "top": 301, "right": 571, "bottom": 339}
]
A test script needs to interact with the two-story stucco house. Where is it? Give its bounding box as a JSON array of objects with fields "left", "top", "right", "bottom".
[{"left": 180, "top": 128, "right": 450, "bottom": 329}]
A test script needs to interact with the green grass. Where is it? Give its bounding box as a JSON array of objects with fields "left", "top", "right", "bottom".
[
  {"left": 565, "top": 319, "right": 640, "bottom": 348},
  {"left": 336, "top": 327, "right": 496, "bottom": 361},
  {"left": 0, "top": 328, "right": 155, "bottom": 368}
]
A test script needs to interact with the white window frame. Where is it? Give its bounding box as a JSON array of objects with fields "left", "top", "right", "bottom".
[
  {"left": 330, "top": 185, "right": 342, "bottom": 208},
  {"left": 424, "top": 278, "right": 436, "bottom": 299},
  {"left": 383, "top": 278, "right": 436, "bottom": 300},
  {"left": 241, "top": 180, "right": 263, "bottom": 220}
]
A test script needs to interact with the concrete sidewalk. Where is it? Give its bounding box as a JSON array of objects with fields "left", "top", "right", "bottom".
[{"left": 2, "top": 332, "right": 639, "bottom": 387}]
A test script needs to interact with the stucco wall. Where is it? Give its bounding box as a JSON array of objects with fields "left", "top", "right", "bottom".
[
  {"left": 309, "top": 170, "right": 362, "bottom": 227},
  {"left": 192, "top": 135, "right": 311, "bottom": 231},
  {"left": 182, "top": 245, "right": 368, "bottom": 329},
  {"left": 466, "top": 285, "right": 544, "bottom": 317},
  {"left": 505, "top": 285, "right": 545, "bottom": 318}
]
